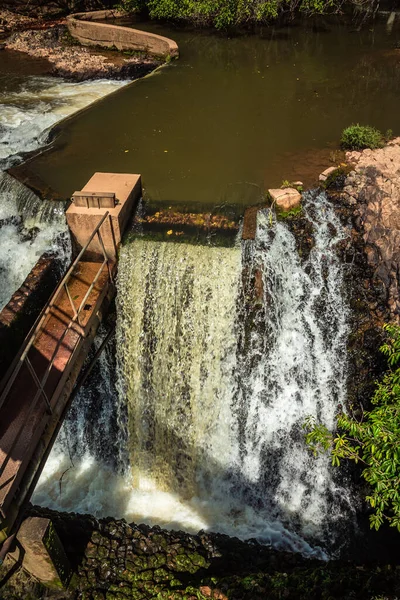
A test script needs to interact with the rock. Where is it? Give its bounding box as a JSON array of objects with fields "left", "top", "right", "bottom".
[
  {"left": 6, "top": 27, "right": 160, "bottom": 81},
  {"left": 318, "top": 166, "right": 337, "bottom": 182},
  {"left": 343, "top": 137, "right": 400, "bottom": 320},
  {"left": 268, "top": 188, "right": 301, "bottom": 211}
]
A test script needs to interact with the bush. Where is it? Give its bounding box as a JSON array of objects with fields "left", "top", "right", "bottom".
[
  {"left": 340, "top": 124, "right": 384, "bottom": 150},
  {"left": 304, "top": 324, "right": 400, "bottom": 532},
  {"left": 116, "top": 0, "right": 348, "bottom": 29}
]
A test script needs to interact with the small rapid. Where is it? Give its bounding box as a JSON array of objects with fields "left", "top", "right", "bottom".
[
  {"left": 33, "top": 190, "right": 354, "bottom": 558},
  {"left": 0, "top": 75, "right": 128, "bottom": 309}
]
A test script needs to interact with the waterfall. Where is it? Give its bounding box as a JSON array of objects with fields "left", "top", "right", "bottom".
[
  {"left": 0, "top": 75, "right": 129, "bottom": 310},
  {"left": 33, "top": 190, "right": 354, "bottom": 558},
  {"left": 0, "top": 77, "right": 128, "bottom": 169},
  {"left": 233, "top": 191, "right": 353, "bottom": 549},
  {"left": 0, "top": 172, "right": 71, "bottom": 310}
]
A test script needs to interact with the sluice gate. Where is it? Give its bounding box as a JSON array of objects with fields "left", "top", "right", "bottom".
[{"left": 0, "top": 173, "right": 141, "bottom": 545}]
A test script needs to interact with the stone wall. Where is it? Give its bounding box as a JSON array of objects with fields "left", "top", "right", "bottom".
[
  {"left": 343, "top": 137, "right": 400, "bottom": 323},
  {"left": 67, "top": 10, "right": 179, "bottom": 59},
  {"left": 0, "top": 254, "right": 59, "bottom": 379},
  {"left": 0, "top": 506, "right": 392, "bottom": 599}
]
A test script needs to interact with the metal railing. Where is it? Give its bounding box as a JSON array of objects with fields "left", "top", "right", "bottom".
[{"left": 0, "top": 212, "right": 116, "bottom": 490}]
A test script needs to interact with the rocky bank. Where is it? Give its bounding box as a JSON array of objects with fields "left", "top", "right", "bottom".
[
  {"left": 5, "top": 27, "right": 160, "bottom": 81},
  {"left": 343, "top": 137, "right": 400, "bottom": 323}
]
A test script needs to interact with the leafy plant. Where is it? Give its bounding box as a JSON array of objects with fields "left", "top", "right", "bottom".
[
  {"left": 116, "top": 0, "right": 349, "bottom": 30},
  {"left": 304, "top": 324, "right": 400, "bottom": 532},
  {"left": 340, "top": 124, "right": 384, "bottom": 150}
]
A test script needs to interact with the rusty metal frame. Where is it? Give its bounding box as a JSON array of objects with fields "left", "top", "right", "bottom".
[{"left": 0, "top": 212, "right": 114, "bottom": 486}]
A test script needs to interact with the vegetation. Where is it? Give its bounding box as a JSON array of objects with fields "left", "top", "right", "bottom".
[
  {"left": 340, "top": 124, "right": 384, "bottom": 150},
  {"left": 281, "top": 179, "right": 303, "bottom": 191},
  {"left": 116, "top": 0, "right": 352, "bottom": 29},
  {"left": 304, "top": 324, "right": 400, "bottom": 532}
]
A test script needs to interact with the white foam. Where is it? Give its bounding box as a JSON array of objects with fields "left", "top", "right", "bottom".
[{"left": 0, "top": 76, "right": 128, "bottom": 308}]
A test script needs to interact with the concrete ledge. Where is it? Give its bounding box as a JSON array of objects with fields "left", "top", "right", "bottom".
[
  {"left": 66, "top": 172, "right": 142, "bottom": 259},
  {"left": 17, "top": 517, "right": 72, "bottom": 589},
  {"left": 67, "top": 9, "right": 179, "bottom": 60}
]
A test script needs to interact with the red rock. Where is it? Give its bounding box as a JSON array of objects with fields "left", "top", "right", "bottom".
[
  {"left": 318, "top": 166, "right": 337, "bottom": 182},
  {"left": 268, "top": 188, "right": 301, "bottom": 211}
]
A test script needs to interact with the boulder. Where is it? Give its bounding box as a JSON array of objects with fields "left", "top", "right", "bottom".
[
  {"left": 268, "top": 188, "right": 301, "bottom": 211},
  {"left": 318, "top": 166, "right": 337, "bottom": 182}
]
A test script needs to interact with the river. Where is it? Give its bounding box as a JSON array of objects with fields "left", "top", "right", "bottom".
[
  {"left": 20, "top": 16, "right": 400, "bottom": 213},
  {"left": 1, "top": 16, "right": 399, "bottom": 559}
]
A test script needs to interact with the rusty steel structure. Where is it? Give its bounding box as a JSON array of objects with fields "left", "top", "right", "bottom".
[{"left": 0, "top": 212, "right": 117, "bottom": 542}]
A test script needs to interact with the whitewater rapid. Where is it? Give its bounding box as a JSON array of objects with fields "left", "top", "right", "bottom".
[{"left": 0, "top": 75, "right": 128, "bottom": 309}]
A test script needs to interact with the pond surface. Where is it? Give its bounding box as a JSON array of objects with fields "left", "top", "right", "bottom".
[{"left": 23, "top": 18, "right": 400, "bottom": 212}]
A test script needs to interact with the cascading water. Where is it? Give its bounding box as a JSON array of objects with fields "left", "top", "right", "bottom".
[
  {"left": 0, "top": 77, "right": 128, "bottom": 169},
  {"left": 33, "top": 190, "right": 354, "bottom": 558},
  {"left": 233, "top": 192, "right": 353, "bottom": 550},
  {"left": 0, "top": 172, "right": 70, "bottom": 310},
  {"left": 0, "top": 75, "right": 128, "bottom": 309}
]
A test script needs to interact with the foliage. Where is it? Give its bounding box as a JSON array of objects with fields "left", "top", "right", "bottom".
[
  {"left": 340, "top": 123, "right": 384, "bottom": 150},
  {"left": 116, "top": 0, "right": 348, "bottom": 29},
  {"left": 281, "top": 179, "right": 303, "bottom": 191},
  {"left": 304, "top": 323, "right": 400, "bottom": 532}
]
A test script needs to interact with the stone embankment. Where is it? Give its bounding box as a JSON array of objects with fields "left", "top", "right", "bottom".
[
  {"left": 6, "top": 27, "right": 160, "bottom": 80},
  {"left": 1, "top": 506, "right": 399, "bottom": 600},
  {"left": 343, "top": 137, "right": 400, "bottom": 322}
]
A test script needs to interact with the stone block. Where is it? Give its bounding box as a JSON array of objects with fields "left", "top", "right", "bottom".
[
  {"left": 319, "top": 166, "right": 337, "bottom": 182},
  {"left": 17, "top": 517, "right": 72, "bottom": 588},
  {"left": 268, "top": 188, "right": 301, "bottom": 211},
  {"left": 242, "top": 205, "right": 259, "bottom": 240},
  {"left": 66, "top": 172, "right": 141, "bottom": 260}
]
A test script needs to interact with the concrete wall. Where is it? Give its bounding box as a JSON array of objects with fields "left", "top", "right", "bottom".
[
  {"left": 66, "top": 172, "right": 142, "bottom": 260},
  {"left": 67, "top": 9, "right": 179, "bottom": 59},
  {"left": 0, "top": 255, "right": 59, "bottom": 380}
]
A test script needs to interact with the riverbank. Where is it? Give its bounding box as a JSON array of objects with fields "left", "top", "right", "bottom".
[{"left": 5, "top": 26, "right": 160, "bottom": 81}]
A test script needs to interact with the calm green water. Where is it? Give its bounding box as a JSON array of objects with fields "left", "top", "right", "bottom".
[{"left": 26, "top": 19, "right": 400, "bottom": 211}]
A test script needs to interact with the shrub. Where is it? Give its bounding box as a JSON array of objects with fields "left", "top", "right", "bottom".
[
  {"left": 340, "top": 124, "right": 384, "bottom": 150},
  {"left": 304, "top": 324, "right": 400, "bottom": 532},
  {"left": 116, "top": 0, "right": 349, "bottom": 29}
]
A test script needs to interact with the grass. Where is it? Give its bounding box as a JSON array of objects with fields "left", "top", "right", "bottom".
[{"left": 340, "top": 124, "right": 384, "bottom": 150}]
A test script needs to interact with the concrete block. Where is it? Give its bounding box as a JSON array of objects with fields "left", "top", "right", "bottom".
[
  {"left": 66, "top": 172, "right": 141, "bottom": 259},
  {"left": 17, "top": 517, "right": 72, "bottom": 588},
  {"left": 67, "top": 10, "right": 179, "bottom": 59}
]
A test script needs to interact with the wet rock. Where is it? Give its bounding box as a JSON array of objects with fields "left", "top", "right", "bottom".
[
  {"left": 268, "top": 187, "right": 301, "bottom": 211},
  {"left": 319, "top": 166, "right": 337, "bottom": 182}
]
